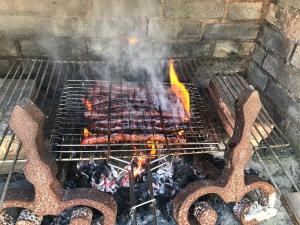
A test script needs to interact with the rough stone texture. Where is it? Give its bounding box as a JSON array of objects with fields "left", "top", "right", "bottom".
[
  {"left": 247, "top": 61, "right": 269, "bottom": 91},
  {"left": 291, "top": 45, "right": 300, "bottom": 69},
  {"left": 148, "top": 20, "right": 178, "bottom": 40},
  {"left": 19, "top": 38, "right": 87, "bottom": 59},
  {"left": 252, "top": 44, "right": 266, "bottom": 65},
  {"left": 0, "top": 38, "right": 18, "bottom": 57},
  {"left": 228, "top": 2, "right": 262, "bottom": 20},
  {"left": 213, "top": 41, "right": 254, "bottom": 58},
  {"left": 171, "top": 42, "right": 212, "bottom": 58},
  {"left": 0, "top": 59, "right": 11, "bottom": 75},
  {"left": 51, "top": 18, "right": 89, "bottom": 38},
  {"left": 258, "top": 25, "right": 294, "bottom": 59},
  {"left": 203, "top": 23, "right": 260, "bottom": 40},
  {"left": 93, "top": 0, "right": 160, "bottom": 18},
  {"left": 164, "top": 0, "right": 225, "bottom": 19},
  {"left": 275, "top": 0, "right": 300, "bottom": 10},
  {"left": 0, "top": 15, "right": 51, "bottom": 37},
  {"left": 177, "top": 22, "right": 204, "bottom": 40},
  {"left": 265, "top": 81, "right": 300, "bottom": 128},
  {"left": 262, "top": 54, "right": 288, "bottom": 80},
  {"left": 13, "top": 0, "right": 93, "bottom": 18}
]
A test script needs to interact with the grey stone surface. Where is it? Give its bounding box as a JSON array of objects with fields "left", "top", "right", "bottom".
[
  {"left": 247, "top": 61, "right": 269, "bottom": 91},
  {"left": 177, "top": 22, "right": 204, "bottom": 40},
  {"left": 203, "top": 23, "right": 260, "bottom": 40},
  {"left": 0, "top": 15, "right": 51, "bottom": 37},
  {"left": 275, "top": 0, "right": 300, "bottom": 10},
  {"left": 171, "top": 42, "right": 212, "bottom": 58},
  {"left": 0, "top": 38, "right": 18, "bottom": 57},
  {"left": 164, "top": 0, "right": 225, "bottom": 19},
  {"left": 0, "top": 59, "right": 11, "bottom": 75},
  {"left": 291, "top": 45, "right": 300, "bottom": 69},
  {"left": 93, "top": 0, "right": 160, "bottom": 18},
  {"left": 51, "top": 17, "right": 89, "bottom": 38},
  {"left": 20, "top": 37, "right": 87, "bottom": 59},
  {"left": 228, "top": 2, "right": 262, "bottom": 20},
  {"left": 12, "top": 0, "right": 92, "bottom": 18},
  {"left": 262, "top": 54, "right": 287, "bottom": 80},
  {"left": 252, "top": 44, "right": 266, "bottom": 66},
  {"left": 213, "top": 41, "right": 254, "bottom": 58},
  {"left": 265, "top": 81, "right": 300, "bottom": 128},
  {"left": 258, "top": 25, "right": 294, "bottom": 59},
  {"left": 148, "top": 20, "right": 178, "bottom": 40}
]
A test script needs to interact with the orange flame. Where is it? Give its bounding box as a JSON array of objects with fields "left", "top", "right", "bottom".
[
  {"left": 82, "top": 98, "right": 93, "bottom": 111},
  {"left": 127, "top": 36, "right": 139, "bottom": 45},
  {"left": 133, "top": 156, "right": 147, "bottom": 177},
  {"left": 169, "top": 59, "right": 190, "bottom": 119},
  {"left": 83, "top": 127, "right": 90, "bottom": 138}
]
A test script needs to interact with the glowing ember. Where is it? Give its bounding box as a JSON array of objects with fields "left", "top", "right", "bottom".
[
  {"left": 83, "top": 128, "right": 90, "bottom": 138},
  {"left": 169, "top": 59, "right": 190, "bottom": 120},
  {"left": 133, "top": 156, "right": 147, "bottom": 177}
]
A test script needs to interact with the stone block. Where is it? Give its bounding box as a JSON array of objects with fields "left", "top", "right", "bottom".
[
  {"left": 20, "top": 37, "right": 87, "bottom": 59},
  {"left": 291, "top": 45, "right": 300, "bottom": 69},
  {"left": 171, "top": 42, "right": 212, "bottom": 58},
  {"left": 93, "top": 0, "right": 160, "bottom": 18},
  {"left": 90, "top": 18, "right": 147, "bottom": 39},
  {"left": 0, "top": 38, "right": 18, "bottom": 57},
  {"left": 276, "top": 0, "right": 300, "bottom": 10},
  {"left": 0, "top": 59, "right": 12, "bottom": 75},
  {"left": 0, "top": 15, "right": 51, "bottom": 37},
  {"left": 148, "top": 20, "right": 178, "bottom": 40},
  {"left": 0, "top": 1, "right": 13, "bottom": 12},
  {"left": 247, "top": 61, "right": 269, "bottom": 91},
  {"left": 252, "top": 44, "right": 266, "bottom": 66},
  {"left": 266, "top": 3, "right": 281, "bottom": 26},
  {"left": 265, "top": 81, "right": 300, "bottom": 128},
  {"left": 213, "top": 41, "right": 254, "bottom": 58},
  {"left": 12, "top": 0, "right": 92, "bottom": 18},
  {"left": 228, "top": 2, "right": 262, "bottom": 20},
  {"left": 177, "top": 22, "right": 204, "bottom": 40},
  {"left": 262, "top": 54, "right": 285, "bottom": 80},
  {"left": 51, "top": 18, "right": 89, "bottom": 38},
  {"left": 258, "top": 25, "right": 294, "bottom": 59},
  {"left": 203, "top": 23, "right": 260, "bottom": 40},
  {"left": 164, "top": 0, "right": 225, "bottom": 19}
]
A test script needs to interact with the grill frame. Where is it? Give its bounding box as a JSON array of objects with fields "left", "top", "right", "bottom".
[{"left": 50, "top": 80, "right": 220, "bottom": 160}]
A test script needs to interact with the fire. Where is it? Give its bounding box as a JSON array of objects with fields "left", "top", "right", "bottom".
[
  {"left": 147, "top": 141, "right": 157, "bottom": 157},
  {"left": 169, "top": 59, "right": 190, "bottom": 119},
  {"left": 83, "top": 127, "right": 90, "bottom": 138},
  {"left": 133, "top": 156, "right": 147, "bottom": 177},
  {"left": 127, "top": 36, "right": 139, "bottom": 45},
  {"left": 82, "top": 98, "right": 93, "bottom": 111}
]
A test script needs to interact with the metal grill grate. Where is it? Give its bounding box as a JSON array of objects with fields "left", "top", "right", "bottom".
[{"left": 50, "top": 80, "right": 220, "bottom": 160}]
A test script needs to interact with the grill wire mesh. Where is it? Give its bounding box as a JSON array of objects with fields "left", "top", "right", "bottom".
[{"left": 50, "top": 80, "right": 220, "bottom": 160}]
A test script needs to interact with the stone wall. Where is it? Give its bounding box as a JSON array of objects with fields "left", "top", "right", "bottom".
[
  {"left": 0, "top": 0, "right": 266, "bottom": 63},
  {"left": 247, "top": 0, "right": 300, "bottom": 149}
]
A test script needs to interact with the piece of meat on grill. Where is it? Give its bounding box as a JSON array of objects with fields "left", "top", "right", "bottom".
[{"left": 81, "top": 134, "right": 186, "bottom": 144}]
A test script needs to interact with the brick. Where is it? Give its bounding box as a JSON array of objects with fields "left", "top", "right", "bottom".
[
  {"left": 148, "top": 20, "right": 178, "bottom": 40},
  {"left": 171, "top": 42, "right": 212, "bottom": 58},
  {"left": 0, "top": 15, "right": 51, "bottom": 37},
  {"left": 93, "top": 0, "right": 160, "bottom": 18},
  {"left": 247, "top": 62, "right": 269, "bottom": 91},
  {"left": 291, "top": 45, "right": 300, "bottom": 69},
  {"left": 51, "top": 18, "right": 89, "bottom": 38},
  {"left": 258, "top": 25, "right": 294, "bottom": 59},
  {"left": 262, "top": 54, "right": 288, "bottom": 80},
  {"left": 252, "top": 44, "right": 266, "bottom": 65},
  {"left": 276, "top": 0, "right": 300, "bottom": 10},
  {"left": 265, "top": 81, "right": 300, "bottom": 127},
  {"left": 203, "top": 23, "right": 259, "bottom": 40},
  {"left": 164, "top": 0, "right": 225, "bottom": 19},
  {"left": 0, "top": 38, "right": 18, "bottom": 57},
  {"left": 0, "top": 59, "right": 12, "bottom": 75},
  {"left": 20, "top": 38, "right": 87, "bottom": 59},
  {"left": 213, "top": 41, "right": 254, "bottom": 58},
  {"left": 90, "top": 18, "right": 147, "bottom": 38},
  {"left": 177, "top": 22, "right": 204, "bottom": 40},
  {"left": 228, "top": 2, "right": 262, "bottom": 20},
  {"left": 13, "top": 0, "right": 92, "bottom": 18},
  {"left": 266, "top": 3, "right": 281, "bottom": 26}
]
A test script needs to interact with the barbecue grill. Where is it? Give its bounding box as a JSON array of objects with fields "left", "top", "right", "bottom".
[{"left": 0, "top": 57, "right": 298, "bottom": 225}]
